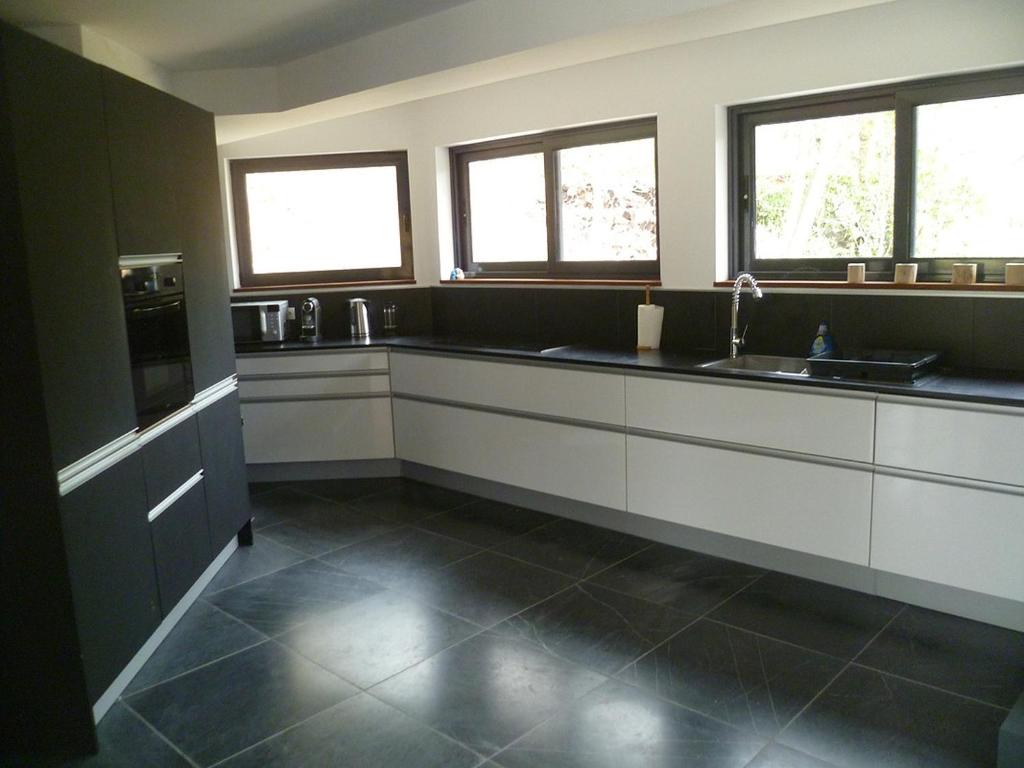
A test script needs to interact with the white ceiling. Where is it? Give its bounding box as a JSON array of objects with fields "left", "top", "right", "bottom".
[{"left": 0, "top": 0, "right": 475, "bottom": 70}]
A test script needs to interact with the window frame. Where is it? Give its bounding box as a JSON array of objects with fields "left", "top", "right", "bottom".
[
  {"left": 729, "top": 67, "right": 1024, "bottom": 282},
  {"left": 450, "top": 118, "right": 660, "bottom": 280},
  {"left": 230, "top": 151, "right": 414, "bottom": 289}
]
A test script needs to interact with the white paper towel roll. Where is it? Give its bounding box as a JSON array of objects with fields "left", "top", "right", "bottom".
[{"left": 637, "top": 304, "right": 664, "bottom": 350}]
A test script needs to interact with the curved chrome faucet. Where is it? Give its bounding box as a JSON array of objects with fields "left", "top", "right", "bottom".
[{"left": 730, "top": 273, "right": 763, "bottom": 359}]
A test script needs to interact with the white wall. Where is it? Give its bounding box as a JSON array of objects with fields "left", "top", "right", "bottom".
[{"left": 218, "top": 0, "right": 1024, "bottom": 291}]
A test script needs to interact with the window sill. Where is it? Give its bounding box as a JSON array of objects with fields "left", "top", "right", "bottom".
[
  {"left": 234, "top": 278, "right": 417, "bottom": 293},
  {"left": 715, "top": 280, "right": 1023, "bottom": 293},
  {"left": 442, "top": 278, "right": 662, "bottom": 287}
]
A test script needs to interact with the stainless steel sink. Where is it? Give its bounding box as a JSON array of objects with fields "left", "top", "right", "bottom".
[{"left": 699, "top": 355, "right": 810, "bottom": 377}]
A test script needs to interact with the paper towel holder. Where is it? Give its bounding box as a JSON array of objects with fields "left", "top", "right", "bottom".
[{"left": 637, "top": 284, "right": 664, "bottom": 351}]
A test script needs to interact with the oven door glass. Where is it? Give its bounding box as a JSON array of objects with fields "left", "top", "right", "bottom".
[{"left": 125, "top": 295, "right": 195, "bottom": 428}]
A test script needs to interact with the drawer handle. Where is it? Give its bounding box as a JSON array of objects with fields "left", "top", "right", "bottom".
[{"left": 147, "top": 471, "right": 203, "bottom": 523}]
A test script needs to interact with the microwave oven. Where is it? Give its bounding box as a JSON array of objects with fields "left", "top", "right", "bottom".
[{"left": 231, "top": 300, "right": 288, "bottom": 343}]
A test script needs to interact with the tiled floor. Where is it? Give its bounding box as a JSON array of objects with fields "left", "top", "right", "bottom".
[{"left": 68, "top": 478, "right": 1023, "bottom": 767}]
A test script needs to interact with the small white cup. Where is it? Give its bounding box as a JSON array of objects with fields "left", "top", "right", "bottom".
[
  {"left": 951, "top": 263, "right": 977, "bottom": 285},
  {"left": 1005, "top": 263, "right": 1024, "bottom": 286},
  {"left": 847, "top": 263, "right": 866, "bottom": 284},
  {"left": 894, "top": 263, "right": 918, "bottom": 284}
]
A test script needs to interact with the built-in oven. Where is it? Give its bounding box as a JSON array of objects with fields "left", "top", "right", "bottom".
[{"left": 120, "top": 256, "right": 194, "bottom": 429}]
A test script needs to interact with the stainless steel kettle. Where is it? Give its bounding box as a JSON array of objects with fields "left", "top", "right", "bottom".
[{"left": 349, "top": 297, "right": 370, "bottom": 339}]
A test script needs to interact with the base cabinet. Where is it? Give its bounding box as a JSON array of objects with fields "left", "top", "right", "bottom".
[
  {"left": 241, "top": 397, "right": 395, "bottom": 464},
  {"left": 150, "top": 480, "right": 211, "bottom": 615},
  {"left": 871, "top": 473, "right": 1024, "bottom": 602},
  {"left": 394, "top": 398, "right": 627, "bottom": 509},
  {"left": 627, "top": 435, "right": 873, "bottom": 565},
  {"left": 59, "top": 454, "right": 161, "bottom": 703},
  {"left": 198, "top": 392, "right": 252, "bottom": 550}
]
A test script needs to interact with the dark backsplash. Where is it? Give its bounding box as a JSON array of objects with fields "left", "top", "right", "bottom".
[{"left": 233, "top": 286, "right": 1023, "bottom": 371}]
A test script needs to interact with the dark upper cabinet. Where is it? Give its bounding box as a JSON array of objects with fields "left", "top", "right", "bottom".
[
  {"left": 102, "top": 69, "right": 182, "bottom": 257},
  {"left": 198, "top": 391, "right": 251, "bottom": 550},
  {"left": 2, "top": 26, "right": 137, "bottom": 471},
  {"left": 175, "top": 102, "right": 237, "bottom": 391},
  {"left": 60, "top": 453, "right": 161, "bottom": 703},
  {"left": 150, "top": 481, "right": 212, "bottom": 615}
]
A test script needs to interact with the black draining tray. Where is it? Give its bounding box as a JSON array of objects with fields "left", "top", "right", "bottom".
[{"left": 807, "top": 349, "right": 941, "bottom": 383}]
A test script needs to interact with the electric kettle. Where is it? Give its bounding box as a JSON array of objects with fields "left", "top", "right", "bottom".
[{"left": 349, "top": 297, "right": 370, "bottom": 339}]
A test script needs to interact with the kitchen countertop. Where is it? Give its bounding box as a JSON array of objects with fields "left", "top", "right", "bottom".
[{"left": 235, "top": 336, "right": 1024, "bottom": 408}]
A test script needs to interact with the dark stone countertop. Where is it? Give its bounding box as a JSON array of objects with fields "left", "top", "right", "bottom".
[{"left": 234, "top": 335, "right": 1024, "bottom": 409}]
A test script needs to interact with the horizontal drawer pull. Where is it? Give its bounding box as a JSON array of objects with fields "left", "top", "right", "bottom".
[{"left": 147, "top": 471, "right": 203, "bottom": 523}]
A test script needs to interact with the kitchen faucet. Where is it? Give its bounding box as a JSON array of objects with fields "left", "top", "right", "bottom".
[{"left": 730, "top": 273, "right": 763, "bottom": 359}]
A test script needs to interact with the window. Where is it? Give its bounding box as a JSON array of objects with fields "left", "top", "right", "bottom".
[
  {"left": 730, "top": 68, "right": 1024, "bottom": 282},
  {"left": 230, "top": 151, "right": 413, "bottom": 288},
  {"left": 451, "top": 118, "right": 659, "bottom": 280}
]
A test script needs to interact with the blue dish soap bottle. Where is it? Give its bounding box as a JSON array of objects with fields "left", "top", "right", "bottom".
[{"left": 810, "top": 321, "right": 835, "bottom": 356}]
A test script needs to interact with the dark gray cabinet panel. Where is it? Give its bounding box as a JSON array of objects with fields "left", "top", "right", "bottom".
[
  {"left": 198, "top": 392, "right": 252, "bottom": 551},
  {"left": 60, "top": 453, "right": 161, "bottom": 703},
  {"left": 175, "top": 104, "right": 237, "bottom": 391},
  {"left": 4, "top": 27, "right": 136, "bottom": 471},
  {"left": 141, "top": 416, "right": 202, "bottom": 508},
  {"left": 102, "top": 69, "right": 181, "bottom": 256},
  {"left": 150, "top": 481, "right": 212, "bottom": 615}
]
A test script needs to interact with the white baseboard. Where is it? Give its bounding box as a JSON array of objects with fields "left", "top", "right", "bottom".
[{"left": 92, "top": 536, "right": 239, "bottom": 722}]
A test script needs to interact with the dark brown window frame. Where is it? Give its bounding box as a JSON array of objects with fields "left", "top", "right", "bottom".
[
  {"left": 230, "top": 151, "right": 414, "bottom": 289},
  {"left": 450, "top": 118, "right": 660, "bottom": 280},
  {"left": 730, "top": 67, "right": 1024, "bottom": 283}
]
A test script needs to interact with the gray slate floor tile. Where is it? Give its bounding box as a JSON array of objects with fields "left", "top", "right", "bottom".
[
  {"left": 779, "top": 664, "right": 1006, "bottom": 768},
  {"left": 126, "top": 641, "right": 357, "bottom": 767},
  {"left": 124, "top": 600, "right": 264, "bottom": 694},
  {"left": 618, "top": 618, "right": 844, "bottom": 738},
  {"left": 589, "top": 544, "right": 764, "bottom": 614},
  {"left": 371, "top": 631, "right": 606, "bottom": 756},
  {"left": 205, "top": 559, "right": 383, "bottom": 636},
  {"left": 708, "top": 572, "right": 903, "bottom": 660},
  {"left": 218, "top": 693, "right": 480, "bottom": 768},
  {"left": 493, "top": 582, "right": 695, "bottom": 674},
  {"left": 493, "top": 679, "right": 764, "bottom": 768},
  {"left": 276, "top": 590, "right": 479, "bottom": 688}
]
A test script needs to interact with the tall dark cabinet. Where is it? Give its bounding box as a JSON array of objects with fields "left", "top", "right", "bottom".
[{"left": 0, "top": 23, "right": 249, "bottom": 761}]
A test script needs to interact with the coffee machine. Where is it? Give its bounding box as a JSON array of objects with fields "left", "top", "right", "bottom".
[{"left": 299, "top": 297, "right": 321, "bottom": 342}]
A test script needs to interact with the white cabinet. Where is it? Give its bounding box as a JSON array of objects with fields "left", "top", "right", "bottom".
[
  {"left": 875, "top": 399, "right": 1024, "bottom": 487},
  {"left": 241, "top": 398, "right": 394, "bottom": 464},
  {"left": 390, "top": 351, "right": 625, "bottom": 425},
  {"left": 393, "top": 398, "right": 626, "bottom": 509},
  {"left": 237, "top": 348, "right": 395, "bottom": 464},
  {"left": 627, "top": 435, "right": 873, "bottom": 565},
  {"left": 237, "top": 350, "right": 388, "bottom": 376},
  {"left": 871, "top": 472, "right": 1024, "bottom": 602},
  {"left": 626, "top": 375, "right": 875, "bottom": 462}
]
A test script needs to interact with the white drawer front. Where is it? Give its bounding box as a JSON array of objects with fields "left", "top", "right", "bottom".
[
  {"left": 237, "top": 350, "right": 389, "bottom": 376},
  {"left": 393, "top": 398, "right": 626, "bottom": 509},
  {"left": 390, "top": 352, "right": 625, "bottom": 425},
  {"left": 241, "top": 398, "right": 394, "bottom": 463},
  {"left": 871, "top": 473, "right": 1024, "bottom": 602},
  {"left": 626, "top": 376, "right": 875, "bottom": 462},
  {"left": 238, "top": 374, "right": 391, "bottom": 399},
  {"left": 875, "top": 400, "right": 1024, "bottom": 486},
  {"left": 627, "top": 435, "right": 872, "bottom": 565}
]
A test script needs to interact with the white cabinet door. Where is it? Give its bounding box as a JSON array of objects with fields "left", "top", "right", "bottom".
[
  {"left": 390, "top": 352, "right": 625, "bottom": 425},
  {"left": 241, "top": 398, "right": 394, "bottom": 463},
  {"left": 627, "top": 435, "right": 872, "bottom": 564},
  {"left": 626, "top": 376, "right": 875, "bottom": 463},
  {"left": 871, "top": 472, "right": 1024, "bottom": 602},
  {"left": 393, "top": 398, "right": 626, "bottom": 509},
  {"left": 238, "top": 374, "right": 391, "bottom": 399},
  {"left": 875, "top": 400, "right": 1024, "bottom": 487},
  {"left": 237, "top": 350, "right": 388, "bottom": 376}
]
